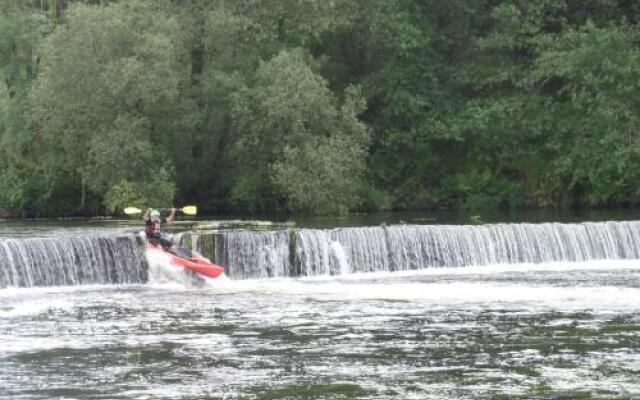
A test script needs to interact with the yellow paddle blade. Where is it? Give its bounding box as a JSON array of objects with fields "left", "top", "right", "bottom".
[
  {"left": 123, "top": 207, "right": 142, "bottom": 215},
  {"left": 180, "top": 205, "right": 197, "bottom": 215}
]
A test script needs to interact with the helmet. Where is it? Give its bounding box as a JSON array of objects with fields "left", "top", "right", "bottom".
[{"left": 150, "top": 209, "right": 160, "bottom": 218}]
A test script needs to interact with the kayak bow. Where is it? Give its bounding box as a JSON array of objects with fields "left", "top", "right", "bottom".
[{"left": 147, "top": 243, "right": 224, "bottom": 279}]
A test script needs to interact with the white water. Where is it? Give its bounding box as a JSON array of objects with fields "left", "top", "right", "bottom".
[
  {"left": 1, "top": 261, "right": 639, "bottom": 399},
  {"left": 5, "top": 221, "right": 640, "bottom": 287},
  {"left": 0, "top": 234, "right": 146, "bottom": 288},
  {"left": 219, "top": 230, "right": 290, "bottom": 279},
  {"left": 141, "top": 259, "right": 640, "bottom": 311},
  {"left": 3, "top": 220, "right": 640, "bottom": 399},
  {"left": 192, "top": 221, "right": 640, "bottom": 279}
]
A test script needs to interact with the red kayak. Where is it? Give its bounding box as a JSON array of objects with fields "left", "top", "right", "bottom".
[{"left": 147, "top": 243, "right": 225, "bottom": 279}]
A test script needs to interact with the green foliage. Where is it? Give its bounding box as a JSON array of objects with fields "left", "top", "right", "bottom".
[
  {"left": 231, "top": 50, "right": 369, "bottom": 214},
  {"left": 104, "top": 173, "right": 175, "bottom": 214},
  {"left": 272, "top": 135, "right": 366, "bottom": 215},
  {"left": 0, "top": 3, "right": 52, "bottom": 215},
  {"left": 86, "top": 115, "right": 175, "bottom": 211},
  {"left": 2, "top": 0, "right": 640, "bottom": 215},
  {"left": 0, "top": 81, "right": 8, "bottom": 116},
  {"left": 0, "top": 160, "right": 26, "bottom": 212},
  {"left": 29, "top": 0, "right": 184, "bottom": 213},
  {"left": 450, "top": 169, "right": 526, "bottom": 211},
  {"left": 525, "top": 18, "right": 640, "bottom": 206},
  {"left": 0, "top": 3, "right": 51, "bottom": 93}
]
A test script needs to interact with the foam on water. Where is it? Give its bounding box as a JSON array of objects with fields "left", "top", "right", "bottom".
[
  {"left": 0, "top": 297, "right": 74, "bottom": 318},
  {"left": 1, "top": 260, "right": 639, "bottom": 399},
  {"left": 2, "top": 259, "right": 639, "bottom": 310},
  {"left": 206, "top": 279, "right": 640, "bottom": 312},
  {"left": 145, "top": 246, "right": 228, "bottom": 289},
  {"left": 301, "top": 258, "right": 640, "bottom": 279},
  {"left": 3, "top": 222, "right": 640, "bottom": 399},
  {"left": 134, "top": 260, "right": 640, "bottom": 314}
]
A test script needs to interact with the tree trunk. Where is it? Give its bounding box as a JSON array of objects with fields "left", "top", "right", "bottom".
[
  {"left": 56, "top": 0, "right": 67, "bottom": 23},
  {"left": 80, "top": 175, "right": 86, "bottom": 211}
]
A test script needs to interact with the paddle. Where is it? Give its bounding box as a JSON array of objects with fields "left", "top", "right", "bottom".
[{"left": 123, "top": 205, "right": 198, "bottom": 216}]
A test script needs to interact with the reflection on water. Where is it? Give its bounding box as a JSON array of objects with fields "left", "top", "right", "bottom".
[{"left": 1, "top": 262, "right": 639, "bottom": 399}]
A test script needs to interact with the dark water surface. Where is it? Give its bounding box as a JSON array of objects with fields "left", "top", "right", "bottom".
[
  {"left": 290, "top": 209, "right": 640, "bottom": 228},
  {"left": 1, "top": 263, "right": 639, "bottom": 399},
  {"left": 3, "top": 208, "right": 640, "bottom": 236}
]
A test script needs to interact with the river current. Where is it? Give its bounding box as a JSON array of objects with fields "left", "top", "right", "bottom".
[
  {"left": 1, "top": 261, "right": 640, "bottom": 399},
  {"left": 1, "top": 218, "right": 640, "bottom": 399}
]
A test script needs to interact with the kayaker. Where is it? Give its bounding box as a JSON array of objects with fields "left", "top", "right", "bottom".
[{"left": 144, "top": 208, "right": 175, "bottom": 250}]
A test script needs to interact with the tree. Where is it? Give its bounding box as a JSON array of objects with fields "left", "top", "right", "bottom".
[
  {"left": 231, "top": 50, "right": 369, "bottom": 214},
  {"left": 191, "top": 0, "right": 347, "bottom": 213},
  {"left": 532, "top": 21, "right": 640, "bottom": 206},
  {"left": 86, "top": 115, "right": 175, "bottom": 212},
  {"left": 3, "top": 0, "right": 640, "bottom": 216},
  {"left": 0, "top": 3, "right": 52, "bottom": 215},
  {"left": 29, "top": 0, "right": 184, "bottom": 213}
]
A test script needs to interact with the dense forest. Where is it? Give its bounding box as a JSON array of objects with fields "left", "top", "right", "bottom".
[{"left": 1, "top": 0, "right": 639, "bottom": 217}]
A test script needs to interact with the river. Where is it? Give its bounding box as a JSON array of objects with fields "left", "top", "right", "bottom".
[{"left": 1, "top": 215, "right": 639, "bottom": 399}]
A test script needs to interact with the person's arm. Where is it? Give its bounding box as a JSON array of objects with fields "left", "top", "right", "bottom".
[
  {"left": 166, "top": 207, "right": 175, "bottom": 223},
  {"left": 143, "top": 208, "right": 151, "bottom": 222}
]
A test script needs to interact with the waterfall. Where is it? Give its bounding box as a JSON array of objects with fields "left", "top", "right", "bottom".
[
  {"left": 200, "top": 230, "right": 291, "bottom": 279},
  {"left": 7, "top": 221, "right": 638, "bottom": 288},
  {"left": 0, "top": 234, "right": 147, "bottom": 288},
  {"left": 189, "top": 221, "right": 640, "bottom": 279},
  {"left": 294, "top": 227, "right": 390, "bottom": 275}
]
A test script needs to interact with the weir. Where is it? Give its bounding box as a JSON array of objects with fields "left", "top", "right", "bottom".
[
  {"left": 214, "top": 230, "right": 291, "bottom": 279},
  {"left": 0, "top": 235, "right": 147, "bottom": 288},
  {"left": 189, "top": 221, "right": 640, "bottom": 279},
  {"left": 3, "top": 221, "right": 640, "bottom": 287}
]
